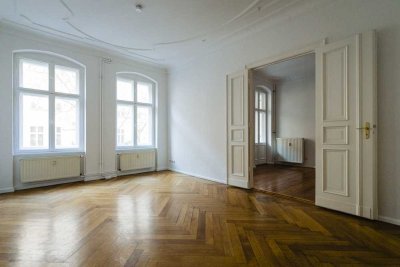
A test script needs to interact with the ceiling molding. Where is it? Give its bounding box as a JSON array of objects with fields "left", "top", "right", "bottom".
[
  {"left": 63, "top": 19, "right": 154, "bottom": 52},
  {"left": 0, "top": 20, "right": 168, "bottom": 69},
  {"left": 9, "top": 0, "right": 292, "bottom": 52},
  {"left": 19, "top": 14, "right": 84, "bottom": 40},
  {"left": 59, "top": 0, "right": 74, "bottom": 17},
  {"left": 17, "top": 14, "right": 163, "bottom": 62},
  {"left": 2, "top": 0, "right": 331, "bottom": 67},
  {"left": 170, "top": 0, "right": 329, "bottom": 71}
]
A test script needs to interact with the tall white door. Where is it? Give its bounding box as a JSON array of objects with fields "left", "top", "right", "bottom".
[
  {"left": 315, "top": 31, "right": 377, "bottom": 219},
  {"left": 227, "top": 70, "right": 250, "bottom": 189}
]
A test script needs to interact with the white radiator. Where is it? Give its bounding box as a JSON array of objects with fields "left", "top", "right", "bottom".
[
  {"left": 20, "top": 156, "right": 82, "bottom": 183},
  {"left": 118, "top": 150, "right": 156, "bottom": 172},
  {"left": 276, "top": 138, "right": 304, "bottom": 164}
]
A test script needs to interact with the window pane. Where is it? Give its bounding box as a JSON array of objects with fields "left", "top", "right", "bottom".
[
  {"left": 255, "top": 111, "right": 259, "bottom": 143},
  {"left": 55, "top": 65, "right": 79, "bottom": 94},
  {"left": 55, "top": 98, "right": 79, "bottom": 149},
  {"left": 259, "top": 91, "right": 266, "bottom": 110},
  {"left": 137, "top": 106, "right": 152, "bottom": 146},
  {"left": 255, "top": 91, "right": 259, "bottom": 109},
  {"left": 259, "top": 111, "right": 266, "bottom": 143},
  {"left": 20, "top": 59, "right": 49, "bottom": 91},
  {"left": 21, "top": 94, "right": 49, "bottom": 149},
  {"left": 117, "top": 79, "right": 134, "bottom": 101},
  {"left": 117, "top": 104, "right": 134, "bottom": 146},
  {"left": 137, "top": 82, "right": 152, "bottom": 104}
]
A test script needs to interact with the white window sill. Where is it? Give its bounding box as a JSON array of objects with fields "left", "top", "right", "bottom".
[
  {"left": 116, "top": 147, "right": 156, "bottom": 153},
  {"left": 14, "top": 151, "right": 85, "bottom": 157}
]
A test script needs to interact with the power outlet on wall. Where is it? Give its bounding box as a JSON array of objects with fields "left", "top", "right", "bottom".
[{"left": 169, "top": 159, "right": 176, "bottom": 164}]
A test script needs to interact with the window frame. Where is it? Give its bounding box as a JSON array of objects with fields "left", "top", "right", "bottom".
[
  {"left": 13, "top": 52, "right": 85, "bottom": 154},
  {"left": 115, "top": 74, "right": 156, "bottom": 150},
  {"left": 255, "top": 89, "right": 267, "bottom": 145}
]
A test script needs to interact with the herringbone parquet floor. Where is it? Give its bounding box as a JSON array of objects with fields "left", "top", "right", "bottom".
[
  {"left": 253, "top": 164, "right": 315, "bottom": 202},
  {"left": 1, "top": 171, "right": 400, "bottom": 266}
]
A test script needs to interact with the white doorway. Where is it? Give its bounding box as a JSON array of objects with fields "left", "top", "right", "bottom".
[
  {"left": 252, "top": 53, "right": 316, "bottom": 202},
  {"left": 226, "top": 31, "right": 378, "bottom": 219}
]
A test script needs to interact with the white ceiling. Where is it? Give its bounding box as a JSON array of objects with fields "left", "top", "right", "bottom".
[
  {"left": 254, "top": 53, "right": 315, "bottom": 82},
  {"left": 0, "top": 0, "right": 324, "bottom": 67}
]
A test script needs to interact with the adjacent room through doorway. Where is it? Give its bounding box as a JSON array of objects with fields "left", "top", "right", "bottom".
[{"left": 252, "top": 53, "right": 316, "bottom": 202}]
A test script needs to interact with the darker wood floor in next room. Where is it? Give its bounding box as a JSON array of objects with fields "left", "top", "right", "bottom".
[{"left": 253, "top": 164, "right": 315, "bottom": 202}]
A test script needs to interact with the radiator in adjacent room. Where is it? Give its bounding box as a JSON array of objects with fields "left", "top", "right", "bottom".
[
  {"left": 20, "top": 155, "right": 83, "bottom": 183},
  {"left": 276, "top": 138, "right": 304, "bottom": 164},
  {"left": 118, "top": 150, "right": 156, "bottom": 172}
]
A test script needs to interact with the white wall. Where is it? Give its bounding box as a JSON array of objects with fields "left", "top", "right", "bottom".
[
  {"left": 0, "top": 24, "right": 168, "bottom": 192},
  {"left": 276, "top": 76, "right": 315, "bottom": 167},
  {"left": 169, "top": 0, "right": 400, "bottom": 223}
]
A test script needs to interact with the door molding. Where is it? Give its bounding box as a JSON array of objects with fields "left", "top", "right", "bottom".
[
  {"left": 238, "top": 33, "right": 377, "bottom": 220},
  {"left": 246, "top": 40, "right": 325, "bottom": 70},
  {"left": 245, "top": 40, "right": 323, "bottom": 189}
]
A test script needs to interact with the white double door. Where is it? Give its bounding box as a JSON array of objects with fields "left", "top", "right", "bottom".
[{"left": 227, "top": 31, "right": 377, "bottom": 219}]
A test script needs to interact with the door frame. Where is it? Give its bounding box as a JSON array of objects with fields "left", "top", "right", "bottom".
[
  {"left": 246, "top": 40, "right": 323, "bottom": 190},
  {"left": 243, "top": 33, "right": 378, "bottom": 219}
]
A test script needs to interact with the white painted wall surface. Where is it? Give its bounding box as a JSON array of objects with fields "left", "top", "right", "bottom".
[
  {"left": 0, "top": 25, "right": 168, "bottom": 191},
  {"left": 168, "top": 0, "right": 400, "bottom": 223},
  {"left": 276, "top": 76, "right": 315, "bottom": 167}
]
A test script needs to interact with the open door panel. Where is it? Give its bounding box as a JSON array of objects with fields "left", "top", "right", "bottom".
[
  {"left": 227, "top": 69, "right": 251, "bottom": 189},
  {"left": 315, "top": 31, "right": 377, "bottom": 219}
]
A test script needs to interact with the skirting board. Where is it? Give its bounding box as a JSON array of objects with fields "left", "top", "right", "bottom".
[
  {"left": 117, "top": 168, "right": 155, "bottom": 177},
  {"left": 169, "top": 168, "right": 226, "bottom": 185},
  {"left": 102, "top": 171, "right": 118, "bottom": 179},
  {"left": 0, "top": 187, "right": 15, "bottom": 194},
  {"left": 379, "top": 215, "right": 400, "bottom": 226},
  {"left": 84, "top": 173, "right": 104, "bottom": 182},
  {"left": 156, "top": 166, "right": 169, "bottom": 171},
  {"left": 15, "top": 177, "right": 84, "bottom": 191}
]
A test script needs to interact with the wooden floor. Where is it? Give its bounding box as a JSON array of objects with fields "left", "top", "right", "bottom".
[
  {"left": 254, "top": 164, "right": 315, "bottom": 202},
  {"left": 1, "top": 171, "right": 400, "bottom": 266}
]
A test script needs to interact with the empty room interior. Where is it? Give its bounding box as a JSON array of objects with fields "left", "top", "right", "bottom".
[
  {"left": 0, "top": 0, "right": 400, "bottom": 266},
  {"left": 252, "top": 53, "right": 316, "bottom": 202}
]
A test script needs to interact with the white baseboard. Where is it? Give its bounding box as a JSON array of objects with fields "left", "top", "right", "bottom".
[
  {"left": 102, "top": 171, "right": 118, "bottom": 179},
  {"left": 84, "top": 173, "right": 104, "bottom": 182},
  {"left": 156, "top": 166, "right": 169, "bottom": 171},
  {"left": 87, "top": 168, "right": 166, "bottom": 181},
  {"left": 15, "top": 177, "right": 84, "bottom": 191},
  {"left": 169, "top": 168, "right": 226, "bottom": 184},
  {"left": 378, "top": 215, "right": 400, "bottom": 226},
  {"left": 0, "top": 187, "right": 15, "bottom": 194},
  {"left": 117, "top": 168, "right": 155, "bottom": 177}
]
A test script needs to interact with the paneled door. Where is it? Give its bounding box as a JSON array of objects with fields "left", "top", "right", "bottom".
[
  {"left": 315, "top": 31, "right": 377, "bottom": 219},
  {"left": 227, "top": 70, "right": 251, "bottom": 188}
]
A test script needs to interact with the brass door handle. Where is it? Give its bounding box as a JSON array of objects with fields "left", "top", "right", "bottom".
[{"left": 356, "top": 122, "right": 371, "bottom": 139}]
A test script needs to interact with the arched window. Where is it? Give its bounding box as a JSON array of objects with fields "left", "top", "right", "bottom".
[
  {"left": 116, "top": 73, "right": 155, "bottom": 148},
  {"left": 13, "top": 51, "right": 85, "bottom": 153}
]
